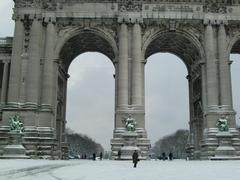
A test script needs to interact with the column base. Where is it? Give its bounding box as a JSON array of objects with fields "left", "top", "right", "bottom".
[
  {"left": 201, "top": 128, "right": 240, "bottom": 160},
  {"left": 0, "top": 126, "right": 60, "bottom": 159},
  {"left": 0, "top": 130, "right": 30, "bottom": 159},
  {"left": 111, "top": 128, "right": 151, "bottom": 160}
]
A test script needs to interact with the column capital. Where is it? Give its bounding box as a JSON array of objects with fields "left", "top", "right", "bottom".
[
  {"left": 43, "top": 17, "right": 56, "bottom": 24},
  {"left": 12, "top": 13, "right": 25, "bottom": 21},
  {"left": 2, "top": 59, "right": 10, "bottom": 64},
  {"left": 118, "top": 17, "right": 143, "bottom": 24},
  {"left": 204, "top": 19, "right": 228, "bottom": 26}
]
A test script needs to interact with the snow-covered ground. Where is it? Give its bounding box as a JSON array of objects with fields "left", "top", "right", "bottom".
[{"left": 0, "top": 159, "right": 240, "bottom": 180}]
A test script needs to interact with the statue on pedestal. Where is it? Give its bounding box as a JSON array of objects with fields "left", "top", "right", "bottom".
[
  {"left": 123, "top": 114, "right": 137, "bottom": 132},
  {"left": 9, "top": 114, "right": 24, "bottom": 133},
  {"left": 216, "top": 116, "right": 229, "bottom": 132}
]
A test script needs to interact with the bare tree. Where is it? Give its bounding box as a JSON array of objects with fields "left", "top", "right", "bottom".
[
  {"left": 151, "top": 129, "right": 189, "bottom": 159},
  {"left": 66, "top": 128, "right": 104, "bottom": 158}
]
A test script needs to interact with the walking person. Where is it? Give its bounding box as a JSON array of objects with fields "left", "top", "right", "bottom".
[
  {"left": 117, "top": 150, "right": 121, "bottom": 160},
  {"left": 169, "top": 152, "right": 173, "bottom": 161},
  {"left": 99, "top": 152, "right": 103, "bottom": 160},
  {"left": 92, "top": 153, "right": 96, "bottom": 161},
  {"left": 162, "top": 152, "right": 166, "bottom": 161},
  {"left": 132, "top": 150, "right": 139, "bottom": 168}
]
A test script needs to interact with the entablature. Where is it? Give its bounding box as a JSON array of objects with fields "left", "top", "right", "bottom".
[{"left": 13, "top": 1, "right": 240, "bottom": 23}]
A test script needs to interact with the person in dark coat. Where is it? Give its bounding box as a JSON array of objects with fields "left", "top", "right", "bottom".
[
  {"left": 117, "top": 150, "right": 121, "bottom": 160},
  {"left": 162, "top": 152, "right": 166, "bottom": 161},
  {"left": 99, "top": 152, "right": 103, "bottom": 160},
  {"left": 169, "top": 152, "right": 173, "bottom": 160},
  {"left": 132, "top": 150, "right": 139, "bottom": 168},
  {"left": 92, "top": 153, "right": 96, "bottom": 161}
]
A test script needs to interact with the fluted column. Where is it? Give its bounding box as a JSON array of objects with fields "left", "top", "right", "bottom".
[
  {"left": 205, "top": 23, "right": 218, "bottom": 108},
  {"left": 1, "top": 60, "right": 9, "bottom": 104},
  {"left": 200, "top": 61, "right": 207, "bottom": 129},
  {"left": 218, "top": 23, "right": 233, "bottom": 109},
  {"left": 42, "top": 21, "right": 56, "bottom": 107},
  {"left": 19, "top": 53, "right": 28, "bottom": 103},
  {"left": 117, "top": 23, "right": 129, "bottom": 106},
  {"left": 200, "top": 62, "right": 207, "bottom": 114},
  {"left": 26, "top": 18, "right": 42, "bottom": 106},
  {"left": 8, "top": 18, "right": 24, "bottom": 103},
  {"left": 131, "top": 23, "right": 143, "bottom": 105}
]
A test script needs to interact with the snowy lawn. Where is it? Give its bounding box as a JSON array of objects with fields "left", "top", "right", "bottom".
[{"left": 0, "top": 159, "right": 240, "bottom": 180}]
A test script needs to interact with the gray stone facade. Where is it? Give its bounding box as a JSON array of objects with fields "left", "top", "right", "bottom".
[{"left": 0, "top": 0, "right": 240, "bottom": 159}]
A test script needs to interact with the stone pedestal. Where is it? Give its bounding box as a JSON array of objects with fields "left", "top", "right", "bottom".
[
  {"left": 111, "top": 129, "right": 150, "bottom": 160},
  {"left": 211, "top": 131, "right": 240, "bottom": 160},
  {"left": 1, "top": 131, "right": 29, "bottom": 159},
  {"left": 120, "top": 132, "right": 139, "bottom": 160}
]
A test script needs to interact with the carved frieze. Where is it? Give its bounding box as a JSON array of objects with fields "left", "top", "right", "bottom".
[
  {"left": 14, "top": 0, "right": 59, "bottom": 10},
  {"left": 203, "top": 1, "right": 227, "bottom": 14},
  {"left": 118, "top": 0, "right": 142, "bottom": 12},
  {"left": 42, "top": 0, "right": 57, "bottom": 11},
  {"left": 14, "top": 0, "right": 40, "bottom": 8}
]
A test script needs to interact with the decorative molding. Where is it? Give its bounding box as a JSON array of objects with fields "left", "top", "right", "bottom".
[
  {"left": 118, "top": 1, "right": 142, "bottom": 12},
  {"left": 203, "top": 2, "right": 227, "bottom": 14},
  {"left": 14, "top": 0, "right": 59, "bottom": 10},
  {"left": 42, "top": 1, "right": 57, "bottom": 11},
  {"left": 14, "top": 0, "right": 41, "bottom": 8},
  {"left": 22, "top": 15, "right": 32, "bottom": 52}
]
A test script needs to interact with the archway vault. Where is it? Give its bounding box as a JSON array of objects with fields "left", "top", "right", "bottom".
[
  {"left": 59, "top": 29, "right": 117, "bottom": 70},
  {"left": 144, "top": 30, "right": 203, "bottom": 70}
]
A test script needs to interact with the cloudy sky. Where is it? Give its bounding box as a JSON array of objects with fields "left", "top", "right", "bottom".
[{"left": 1, "top": 1, "right": 240, "bottom": 151}]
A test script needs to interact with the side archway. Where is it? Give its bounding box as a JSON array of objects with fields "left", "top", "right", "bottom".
[{"left": 54, "top": 28, "right": 117, "bottom": 156}]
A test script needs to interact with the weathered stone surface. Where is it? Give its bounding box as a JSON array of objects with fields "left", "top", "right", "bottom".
[{"left": 0, "top": 0, "right": 240, "bottom": 159}]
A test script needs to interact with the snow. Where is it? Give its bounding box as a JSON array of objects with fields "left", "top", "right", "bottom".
[{"left": 0, "top": 159, "right": 240, "bottom": 180}]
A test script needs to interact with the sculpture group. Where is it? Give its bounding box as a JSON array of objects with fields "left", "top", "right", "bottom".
[{"left": 0, "top": 0, "right": 240, "bottom": 160}]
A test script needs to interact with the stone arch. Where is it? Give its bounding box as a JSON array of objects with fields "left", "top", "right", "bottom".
[
  {"left": 56, "top": 27, "right": 118, "bottom": 70},
  {"left": 142, "top": 29, "right": 205, "bottom": 69},
  {"left": 53, "top": 27, "right": 117, "bottom": 155},
  {"left": 142, "top": 29, "right": 205, "bottom": 157},
  {"left": 227, "top": 33, "right": 240, "bottom": 55}
]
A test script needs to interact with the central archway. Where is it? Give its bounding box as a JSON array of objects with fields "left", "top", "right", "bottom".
[
  {"left": 143, "top": 30, "right": 204, "bottom": 158},
  {"left": 145, "top": 53, "right": 189, "bottom": 155}
]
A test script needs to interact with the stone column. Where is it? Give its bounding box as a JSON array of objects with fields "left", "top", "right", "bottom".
[
  {"left": 42, "top": 21, "right": 56, "bottom": 108},
  {"left": 205, "top": 23, "right": 218, "bottom": 110},
  {"left": 1, "top": 60, "right": 9, "bottom": 104},
  {"left": 218, "top": 23, "right": 233, "bottom": 109},
  {"left": 117, "top": 23, "right": 129, "bottom": 106},
  {"left": 8, "top": 17, "right": 24, "bottom": 103},
  {"left": 200, "top": 62, "right": 207, "bottom": 129},
  {"left": 131, "top": 23, "right": 143, "bottom": 105},
  {"left": 200, "top": 62, "right": 207, "bottom": 114},
  {"left": 26, "top": 18, "right": 43, "bottom": 107},
  {"left": 19, "top": 53, "right": 28, "bottom": 103}
]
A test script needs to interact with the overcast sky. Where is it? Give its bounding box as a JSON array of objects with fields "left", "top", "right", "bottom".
[{"left": 1, "top": 1, "right": 240, "bottom": 151}]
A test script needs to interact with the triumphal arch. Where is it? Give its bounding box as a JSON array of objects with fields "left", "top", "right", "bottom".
[{"left": 1, "top": 0, "right": 240, "bottom": 159}]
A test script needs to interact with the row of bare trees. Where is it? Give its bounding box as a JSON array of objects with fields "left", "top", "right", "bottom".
[
  {"left": 66, "top": 128, "right": 104, "bottom": 158},
  {"left": 151, "top": 129, "right": 189, "bottom": 159}
]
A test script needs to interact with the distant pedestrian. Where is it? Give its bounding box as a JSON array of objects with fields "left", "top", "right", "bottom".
[
  {"left": 117, "top": 150, "right": 121, "bottom": 160},
  {"left": 100, "top": 152, "right": 103, "bottom": 160},
  {"left": 162, "top": 152, "right": 166, "bottom": 161},
  {"left": 132, "top": 150, "right": 139, "bottom": 168},
  {"left": 169, "top": 152, "right": 173, "bottom": 160},
  {"left": 93, "top": 153, "right": 96, "bottom": 161}
]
